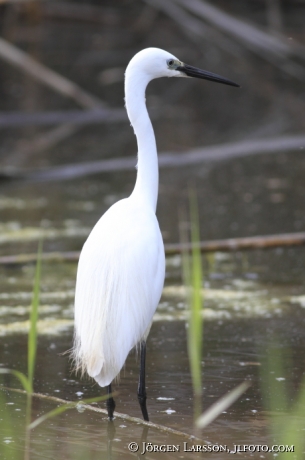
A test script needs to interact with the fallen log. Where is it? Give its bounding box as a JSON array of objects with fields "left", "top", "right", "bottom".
[{"left": 0, "top": 232, "right": 304, "bottom": 265}]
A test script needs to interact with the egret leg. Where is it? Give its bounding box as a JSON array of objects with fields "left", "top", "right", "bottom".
[
  {"left": 137, "top": 341, "right": 149, "bottom": 421},
  {"left": 106, "top": 383, "right": 115, "bottom": 421}
]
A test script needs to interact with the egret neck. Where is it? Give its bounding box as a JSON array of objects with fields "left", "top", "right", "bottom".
[{"left": 125, "top": 69, "right": 159, "bottom": 212}]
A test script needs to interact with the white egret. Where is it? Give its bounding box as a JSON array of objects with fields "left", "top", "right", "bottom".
[{"left": 73, "top": 47, "right": 239, "bottom": 421}]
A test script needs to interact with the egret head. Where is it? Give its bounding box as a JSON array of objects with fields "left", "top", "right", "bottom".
[{"left": 126, "top": 47, "right": 239, "bottom": 87}]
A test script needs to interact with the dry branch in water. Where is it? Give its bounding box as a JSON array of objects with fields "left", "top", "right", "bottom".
[
  {"left": 0, "top": 109, "right": 127, "bottom": 128},
  {"left": 0, "top": 36, "right": 108, "bottom": 161},
  {"left": 1, "top": 387, "right": 203, "bottom": 442},
  {"left": 0, "top": 0, "right": 34, "bottom": 3},
  {"left": 171, "top": 0, "right": 305, "bottom": 80},
  {"left": 165, "top": 232, "right": 305, "bottom": 255},
  {"left": 174, "top": 0, "right": 305, "bottom": 59},
  {"left": 5, "top": 134, "right": 304, "bottom": 182},
  {"left": 0, "top": 232, "right": 304, "bottom": 265},
  {"left": 0, "top": 37, "right": 104, "bottom": 109},
  {"left": 144, "top": 0, "right": 242, "bottom": 58}
]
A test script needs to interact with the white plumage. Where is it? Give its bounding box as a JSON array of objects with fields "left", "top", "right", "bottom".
[
  {"left": 74, "top": 198, "right": 165, "bottom": 386},
  {"left": 73, "top": 48, "right": 238, "bottom": 419}
]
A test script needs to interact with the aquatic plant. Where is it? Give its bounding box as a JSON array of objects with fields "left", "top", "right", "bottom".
[
  {"left": 181, "top": 192, "right": 203, "bottom": 405},
  {"left": 181, "top": 191, "right": 203, "bottom": 418},
  {"left": 261, "top": 343, "right": 305, "bottom": 459},
  {"left": 182, "top": 194, "right": 250, "bottom": 427},
  {"left": 0, "top": 241, "right": 42, "bottom": 394},
  {"left": 0, "top": 243, "right": 107, "bottom": 459},
  {"left": 0, "top": 241, "right": 42, "bottom": 460}
]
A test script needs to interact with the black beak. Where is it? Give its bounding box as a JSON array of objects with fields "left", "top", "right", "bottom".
[{"left": 177, "top": 63, "right": 240, "bottom": 88}]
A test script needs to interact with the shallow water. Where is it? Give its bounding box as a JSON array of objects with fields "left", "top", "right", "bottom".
[
  {"left": 1, "top": 0, "right": 305, "bottom": 457},
  {"left": 1, "top": 239, "right": 305, "bottom": 459}
]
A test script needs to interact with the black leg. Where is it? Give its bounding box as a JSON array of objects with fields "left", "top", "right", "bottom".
[
  {"left": 106, "top": 383, "right": 115, "bottom": 421},
  {"left": 137, "top": 341, "right": 149, "bottom": 421}
]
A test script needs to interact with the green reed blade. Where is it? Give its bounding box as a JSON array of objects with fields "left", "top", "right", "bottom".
[
  {"left": 180, "top": 191, "right": 204, "bottom": 405},
  {"left": 0, "top": 369, "right": 30, "bottom": 393},
  {"left": 27, "top": 241, "right": 42, "bottom": 393},
  {"left": 188, "top": 191, "right": 203, "bottom": 397}
]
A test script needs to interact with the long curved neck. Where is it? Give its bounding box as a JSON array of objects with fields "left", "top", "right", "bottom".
[{"left": 125, "top": 71, "right": 158, "bottom": 212}]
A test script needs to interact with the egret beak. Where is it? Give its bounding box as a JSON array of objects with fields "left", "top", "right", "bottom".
[{"left": 177, "top": 63, "right": 240, "bottom": 88}]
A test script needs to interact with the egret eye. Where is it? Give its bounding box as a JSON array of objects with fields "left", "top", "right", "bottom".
[{"left": 167, "top": 58, "right": 180, "bottom": 70}]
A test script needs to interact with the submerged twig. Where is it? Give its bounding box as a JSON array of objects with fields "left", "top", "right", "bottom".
[
  {"left": 4, "top": 134, "right": 304, "bottom": 182},
  {"left": 196, "top": 381, "right": 251, "bottom": 429},
  {"left": 0, "top": 387, "right": 204, "bottom": 442},
  {"left": 0, "top": 232, "right": 305, "bottom": 265}
]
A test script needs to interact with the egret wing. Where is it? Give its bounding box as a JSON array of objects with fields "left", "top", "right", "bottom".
[{"left": 73, "top": 199, "right": 165, "bottom": 386}]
